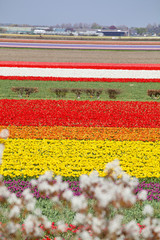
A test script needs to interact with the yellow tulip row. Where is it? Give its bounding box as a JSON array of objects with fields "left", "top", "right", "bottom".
[{"left": 1, "top": 138, "right": 160, "bottom": 178}]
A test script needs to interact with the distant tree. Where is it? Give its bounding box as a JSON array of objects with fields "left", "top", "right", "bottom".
[
  {"left": 61, "top": 23, "right": 66, "bottom": 28},
  {"left": 91, "top": 22, "right": 102, "bottom": 29},
  {"left": 146, "top": 23, "right": 160, "bottom": 35},
  {"left": 135, "top": 27, "right": 147, "bottom": 35},
  {"left": 55, "top": 24, "right": 60, "bottom": 28},
  {"left": 65, "top": 23, "right": 73, "bottom": 28},
  {"left": 158, "top": 24, "right": 160, "bottom": 36},
  {"left": 83, "top": 23, "right": 91, "bottom": 29},
  {"left": 72, "top": 23, "right": 79, "bottom": 29},
  {"left": 10, "top": 24, "right": 18, "bottom": 27},
  {"left": 0, "top": 27, "right": 7, "bottom": 33},
  {"left": 146, "top": 24, "right": 153, "bottom": 30},
  {"left": 78, "top": 22, "right": 84, "bottom": 29},
  {"left": 117, "top": 25, "right": 128, "bottom": 31},
  {"left": 22, "top": 24, "right": 29, "bottom": 27}
]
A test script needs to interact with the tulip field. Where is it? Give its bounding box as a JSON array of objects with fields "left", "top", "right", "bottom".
[
  {"left": 1, "top": 60, "right": 160, "bottom": 239},
  {"left": 1, "top": 61, "right": 160, "bottom": 179}
]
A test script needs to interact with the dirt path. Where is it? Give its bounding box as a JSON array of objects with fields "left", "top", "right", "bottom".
[{"left": 0, "top": 48, "right": 160, "bottom": 63}]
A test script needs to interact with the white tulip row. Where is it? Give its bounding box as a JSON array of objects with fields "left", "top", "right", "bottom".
[{"left": 0, "top": 66, "right": 160, "bottom": 79}]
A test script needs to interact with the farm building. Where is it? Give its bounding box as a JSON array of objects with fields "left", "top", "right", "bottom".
[
  {"left": 97, "top": 29, "right": 128, "bottom": 36},
  {"left": 0, "top": 26, "right": 33, "bottom": 34}
]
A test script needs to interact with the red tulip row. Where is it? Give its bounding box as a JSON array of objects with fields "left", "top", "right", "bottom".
[
  {"left": 0, "top": 221, "right": 145, "bottom": 240},
  {"left": 1, "top": 61, "right": 160, "bottom": 70},
  {"left": 1, "top": 75, "right": 160, "bottom": 82},
  {"left": 0, "top": 99, "right": 159, "bottom": 128}
]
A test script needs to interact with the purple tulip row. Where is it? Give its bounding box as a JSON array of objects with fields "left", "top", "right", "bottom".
[
  {"left": 134, "top": 181, "right": 160, "bottom": 201},
  {"left": 3, "top": 180, "right": 160, "bottom": 201},
  {"left": 3, "top": 180, "right": 81, "bottom": 199}
]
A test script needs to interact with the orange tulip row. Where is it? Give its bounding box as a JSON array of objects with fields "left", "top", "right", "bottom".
[{"left": 1, "top": 125, "right": 160, "bottom": 141}]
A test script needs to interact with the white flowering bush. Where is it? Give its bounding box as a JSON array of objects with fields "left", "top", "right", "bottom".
[{"left": 1, "top": 129, "right": 160, "bottom": 239}]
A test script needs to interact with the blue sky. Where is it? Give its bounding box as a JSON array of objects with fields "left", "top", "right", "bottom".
[{"left": 0, "top": 0, "right": 159, "bottom": 27}]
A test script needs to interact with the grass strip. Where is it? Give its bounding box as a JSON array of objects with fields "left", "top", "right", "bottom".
[
  {"left": 0, "top": 80, "right": 160, "bottom": 101},
  {"left": 0, "top": 46, "right": 157, "bottom": 52}
]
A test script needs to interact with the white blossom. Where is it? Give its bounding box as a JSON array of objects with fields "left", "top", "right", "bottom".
[
  {"left": 55, "top": 175, "right": 63, "bottom": 184},
  {"left": 42, "top": 219, "right": 52, "bottom": 229},
  {"left": 38, "top": 180, "right": 52, "bottom": 194},
  {"left": 89, "top": 170, "right": 99, "bottom": 183},
  {"left": 51, "top": 196, "right": 59, "bottom": 203},
  {"left": 79, "top": 230, "right": 92, "bottom": 240},
  {"left": 59, "top": 181, "right": 69, "bottom": 191},
  {"left": 30, "top": 179, "right": 37, "bottom": 187},
  {"left": 117, "top": 236, "right": 126, "bottom": 240},
  {"left": 23, "top": 215, "right": 34, "bottom": 234},
  {"left": 22, "top": 189, "right": 34, "bottom": 201},
  {"left": 0, "top": 129, "right": 9, "bottom": 139},
  {"left": 57, "top": 221, "right": 67, "bottom": 232},
  {"left": 129, "top": 177, "right": 139, "bottom": 189},
  {"left": 80, "top": 174, "right": 90, "bottom": 189},
  {"left": 62, "top": 189, "right": 73, "bottom": 201},
  {"left": 108, "top": 215, "right": 123, "bottom": 233},
  {"left": 141, "top": 226, "right": 153, "bottom": 238},
  {"left": 9, "top": 205, "right": 20, "bottom": 218},
  {"left": 142, "top": 217, "right": 150, "bottom": 226},
  {"left": 26, "top": 199, "right": 36, "bottom": 211},
  {"left": 73, "top": 213, "right": 86, "bottom": 225},
  {"left": 121, "top": 187, "right": 136, "bottom": 204},
  {"left": 92, "top": 217, "right": 104, "bottom": 234},
  {"left": 71, "top": 195, "right": 87, "bottom": 211},
  {"left": 0, "top": 185, "right": 10, "bottom": 199},
  {"left": 121, "top": 174, "right": 131, "bottom": 184},
  {"left": 124, "top": 220, "right": 140, "bottom": 239},
  {"left": 34, "top": 208, "right": 42, "bottom": 216},
  {"left": 94, "top": 185, "right": 113, "bottom": 207},
  {"left": 6, "top": 222, "right": 20, "bottom": 234},
  {"left": 143, "top": 204, "right": 154, "bottom": 216},
  {"left": 0, "top": 143, "right": 5, "bottom": 164},
  {"left": 8, "top": 193, "right": 22, "bottom": 205},
  {"left": 154, "top": 225, "right": 160, "bottom": 234},
  {"left": 137, "top": 190, "right": 147, "bottom": 201},
  {"left": 105, "top": 159, "right": 120, "bottom": 171},
  {"left": 38, "top": 170, "right": 53, "bottom": 182},
  {"left": 23, "top": 215, "right": 42, "bottom": 237}
]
